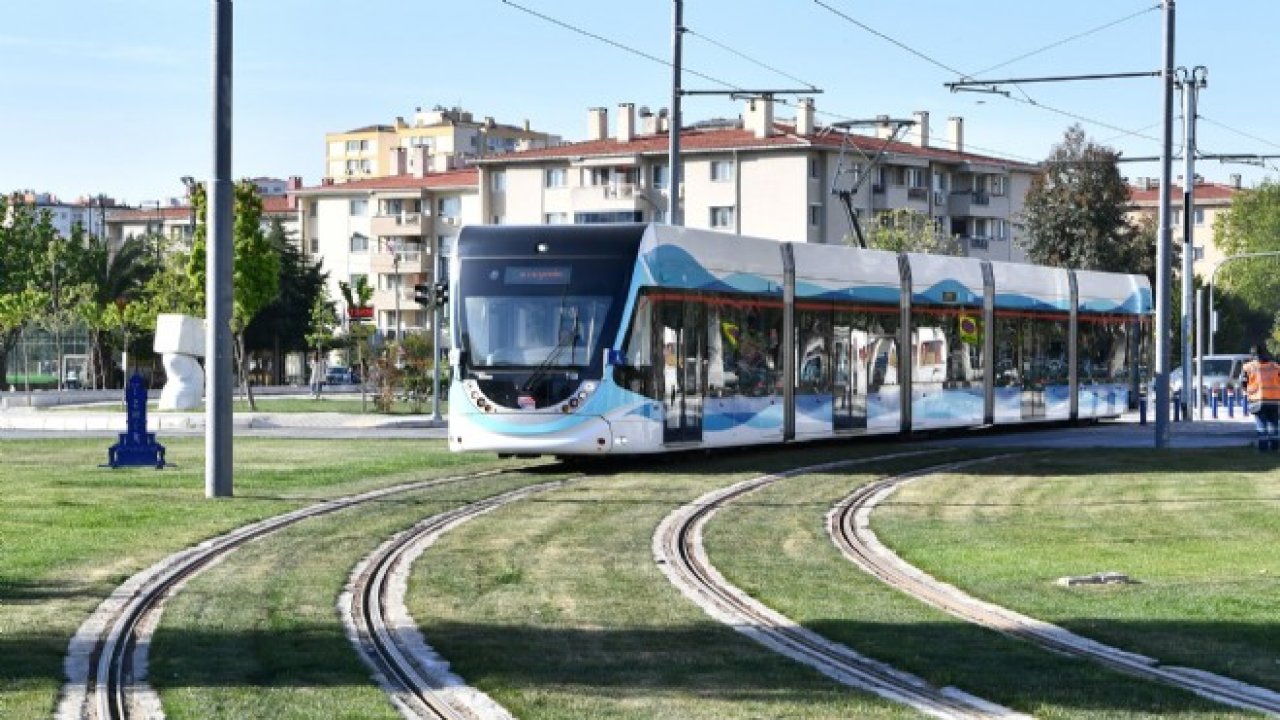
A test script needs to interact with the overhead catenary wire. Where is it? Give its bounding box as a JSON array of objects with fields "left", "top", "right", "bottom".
[
  {"left": 497, "top": 0, "right": 1180, "bottom": 165},
  {"left": 498, "top": 0, "right": 1041, "bottom": 164},
  {"left": 970, "top": 3, "right": 1162, "bottom": 78},
  {"left": 811, "top": 0, "right": 1165, "bottom": 150},
  {"left": 684, "top": 27, "right": 819, "bottom": 92},
  {"left": 498, "top": 0, "right": 739, "bottom": 90}
]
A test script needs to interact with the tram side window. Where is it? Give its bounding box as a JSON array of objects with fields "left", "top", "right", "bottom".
[
  {"left": 1078, "top": 315, "right": 1130, "bottom": 384},
  {"left": 993, "top": 313, "right": 1069, "bottom": 388},
  {"left": 912, "top": 307, "right": 985, "bottom": 388},
  {"left": 704, "top": 297, "right": 782, "bottom": 398},
  {"left": 796, "top": 308, "right": 833, "bottom": 395},
  {"left": 617, "top": 295, "right": 656, "bottom": 397}
]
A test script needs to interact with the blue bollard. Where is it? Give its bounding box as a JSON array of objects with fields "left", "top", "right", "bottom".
[
  {"left": 1228, "top": 389, "right": 1235, "bottom": 418},
  {"left": 1173, "top": 396, "right": 1182, "bottom": 422},
  {"left": 1212, "top": 391, "right": 1219, "bottom": 418},
  {"left": 1243, "top": 391, "right": 1250, "bottom": 415},
  {"left": 1139, "top": 396, "right": 1147, "bottom": 425}
]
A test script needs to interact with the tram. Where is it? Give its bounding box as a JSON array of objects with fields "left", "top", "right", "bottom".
[{"left": 447, "top": 223, "right": 1151, "bottom": 455}]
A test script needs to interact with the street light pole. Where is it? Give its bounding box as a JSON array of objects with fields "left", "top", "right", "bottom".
[
  {"left": 1152, "top": 0, "right": 1175, "bottom": 447},
  {"left": 1207, "top": 251, "right": 1280, "bottom": 357},
  {"left": 206, "top": 0, "right": 234, "bottom": 499}
]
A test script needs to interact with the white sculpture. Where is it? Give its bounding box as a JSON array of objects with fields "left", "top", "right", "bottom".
[{"left": 154, "top": 314, "right": 206, "bottom": 410}]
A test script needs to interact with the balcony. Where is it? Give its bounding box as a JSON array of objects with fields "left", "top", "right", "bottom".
[
  {"left": 948, "top": 190, "right": 1006, "bottom": 218},
  {"left": 371, "top": 212, "right": 425, "bottom": 237},
  {"left": 966, "top": 236, "right": 990, "bottom": 251},
  {"left": 372, "top": 286, "right": 418, "bottom": 310},
  {"left": 906, "top": 187, "right": 929, "bottom": 202},
  {"left": 571, "top": 183, "right": 642, "bottom": 208},
  {"left": 370, "top": 249, "right": 428, "bottom": 273}
]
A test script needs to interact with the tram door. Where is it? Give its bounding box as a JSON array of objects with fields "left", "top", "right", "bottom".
[
  {"left": 832, "top": 323, "right": 867, "bottom": 431},
  {"left": 658, "top": 300, "right": 705, "bottom": 443},
  {"left": 1018, "top": 321, "right": 1046, "bottom": 420}
]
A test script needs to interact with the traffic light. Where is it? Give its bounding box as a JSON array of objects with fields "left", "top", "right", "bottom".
[
  {"left": 413, "top": 283, "right": 435, "bottom": 307},
  {"left": 434, "top": 281, "right": 449, "bottom": 305}
]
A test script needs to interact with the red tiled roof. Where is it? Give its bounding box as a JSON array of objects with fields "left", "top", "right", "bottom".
[
  {"left": 297, "top": 168, "right": 480, "bottom": 194},
  {"left": 1128, "top": 182, "right": 1239, "bottom": 204},
  {"left": 108, "top": 196, "right": 297, "bottom": 221},
  {"left": 106, "top": 206, "right": 193, "bottom": 221},
  {"left": 480, "top": 123, "right": 1039, "bottom": 172}
]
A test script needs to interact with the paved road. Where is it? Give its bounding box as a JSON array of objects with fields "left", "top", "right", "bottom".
[{"left": 1, "top": 400, "right": 1256, "bottom": 449}]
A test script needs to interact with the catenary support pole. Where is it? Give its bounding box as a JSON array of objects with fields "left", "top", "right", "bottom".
[
  {"left": 1180, "top": 66, "right": 1205, "bottom": 419},
  {"left": 668, "top": 0, "right": 683, "bottom": 226},
  {"left": 1153, "top": 0, "right": 1175, "bottom": 448},
  {"left": 206, "top": 0, "right": 234, "bottom": 498},
  {"left": 1196, "top": 286, "right": 1204, "bottom": 419}
]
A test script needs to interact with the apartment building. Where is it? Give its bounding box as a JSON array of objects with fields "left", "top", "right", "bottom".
[
  {"left": 1127, "top": 175, "right": 1241, "bottom": 278},
  {"left": 293, "top": 168, "right": 478, "bottom": 339},
  {"left": 5, "top": 191, "right": 117, "bottom": 239},
  {"left": 478, "top": 99, "right": 1038, "bottom": 261},
  {"left": 324, "top": 106, "right": 560, "bottom": 182},
  {"left": 105, "top": 177, "right": 303, "bottom": 250}
]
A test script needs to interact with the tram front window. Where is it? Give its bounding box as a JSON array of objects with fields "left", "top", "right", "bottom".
[
  {"left": 463, "top": 295, "right": 612, "bottom": 369},
  {"left": 456, "top": 258, "right": 631, "bottom": 410}
]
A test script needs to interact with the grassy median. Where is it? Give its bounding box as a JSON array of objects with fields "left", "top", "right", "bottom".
[
  {"left": 875, "top": 449, "right": 1280, "bottom": 692},
  {"left": 0, "top": 437, "right": 513, "bottom": 719},
  {"left": 706, "top": 448, "right": 1274, "bottom": 718}
]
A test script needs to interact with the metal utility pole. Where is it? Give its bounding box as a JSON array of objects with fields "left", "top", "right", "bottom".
[
  {"left": 1152, "top": 0, "right": 1175, "bottom": 447},
  {"left": 668, "top": 0, "right": 684, "bottom": 226},
  {"left": 1178, "top": 65, "right": 1206, "bottom": 418},
  {"left": 431, "top": 237, "right": 443, "bottom": 422},
  {"left": 206, "top": 0, "right": 234, "bottom": 498}
]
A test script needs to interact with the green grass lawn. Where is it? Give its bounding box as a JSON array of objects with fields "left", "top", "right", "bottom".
[
  {"left": 5, "top": 441, "right": 1276, "bottom": 719},
  {"left": 0, "top": 438, "right": 515, "bottom": 719},
  {"left": 407, "top": 444, "right": 928, "bottom": 719},
  {"left": 705, "top": 449, "right": 1260, "bottom": 718},
  {"left": 874, "top": 449, "right": 1280, "bottom": 692}
]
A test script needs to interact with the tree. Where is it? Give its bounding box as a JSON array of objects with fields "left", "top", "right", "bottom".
[
  {"left": 71, "top": 234, "right": 157, "bottom": 388},
  {"left": 339, "top": 276, "right": 375, "bottom": 408},
  {"left": 1212, "top": 180, "right": 1280, "bottom": 348},
  {"left": 243, "top": 218, "right": 328, "bottom": 379},
  {"left": 187, "top": 180, "right": 281, "bottom": 409},
  {"left": 1019, "top": 125, "right": 1154, "bottom": 277},
  {"left": 0, "top": 196, "right": 58, "bottom": 385},
  {"left": 856, "top": 208, "right": 961, "bottom": 255}
]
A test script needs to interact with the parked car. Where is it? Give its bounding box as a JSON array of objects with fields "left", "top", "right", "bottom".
[
  {"left": 1167, "top": 353, "right": 1251, "bottom": 402},
  {"left": 325, "top": 366, "right": 359, "bottom": 385}
]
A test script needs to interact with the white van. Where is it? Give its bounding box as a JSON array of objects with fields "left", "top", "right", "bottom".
[{"left": 1171, "top": 353, "right": 1251, "bottom": 402}]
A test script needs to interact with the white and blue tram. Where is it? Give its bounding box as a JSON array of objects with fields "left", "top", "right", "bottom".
[{"left": 447, "top": 224, "right": 1151, "bottom": 455}]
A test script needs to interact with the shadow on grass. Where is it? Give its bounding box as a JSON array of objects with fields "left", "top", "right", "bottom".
[{"left": 8, "top": 619, "right": 1266, "bottom": 715}]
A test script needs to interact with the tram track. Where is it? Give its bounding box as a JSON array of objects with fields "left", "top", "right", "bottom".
[
  {"left": 343, "top": 479, "right": 570, "bottom": 720},
  {"left": 829, "top": 456, "right": 1280, "bottom": 717},
  {"left": 654, "top": 450, "right": 1031, "bottom": 720},
  {"left": 58, "top": 465, "right": 546, "bottom": 720}
]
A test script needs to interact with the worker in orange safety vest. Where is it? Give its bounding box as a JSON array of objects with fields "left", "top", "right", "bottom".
[{"left": 1242, "top": 343, "right": 1280, "bottom": 452}]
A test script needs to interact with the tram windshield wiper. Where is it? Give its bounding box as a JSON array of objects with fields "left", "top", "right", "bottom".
[{"left": 523, "top": 314, "right": 580, "bottom": 393}]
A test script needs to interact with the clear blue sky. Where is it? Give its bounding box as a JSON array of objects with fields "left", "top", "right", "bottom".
[{"left": 3, "top": 1, "right": 1277, "bottom": 206}]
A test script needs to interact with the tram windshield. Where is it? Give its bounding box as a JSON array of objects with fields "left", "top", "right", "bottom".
[{"left": 458, "top": 258, "right": 629, "bottom": 375}]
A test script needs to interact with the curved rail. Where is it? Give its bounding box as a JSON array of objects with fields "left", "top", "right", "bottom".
[
  {"left": 654, "top": 450, "right": 1031, "bottom": 720},
  {"left": 829, "top": 456, "right": 1280, "bottom": 716},
  {"left": 60, "top": 466, "right": 539, "bottom": 720},
  {"left": 344, "top": 480, "right": 570, "bottom": 720}
]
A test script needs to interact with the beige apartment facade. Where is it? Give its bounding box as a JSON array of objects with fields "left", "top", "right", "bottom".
[
  {"left": 324, "top": 106, "right": 559, "bottom": 183},
  {"left": 292, "top": 169, "right": 479, "bottom": 339},
  {"left": 1127, "top": 177, "right": 1241, "bottom": 278},
  {"left": 477, "top": 100, "right": 1038, "bottom": 261}
]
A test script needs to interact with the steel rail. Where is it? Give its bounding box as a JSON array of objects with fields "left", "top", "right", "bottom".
[
  {"left": 654, "top": 450, "right": 1030, "bottom": 720},
  {"left": 830, "top": 457, "right": 1280, "bottom": 716},
  {"left": 70, "top": 466, "right": 539, "bottom": 720},
  {"left": 347, "top": 480, "right": 570, "bottom": 720}
]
